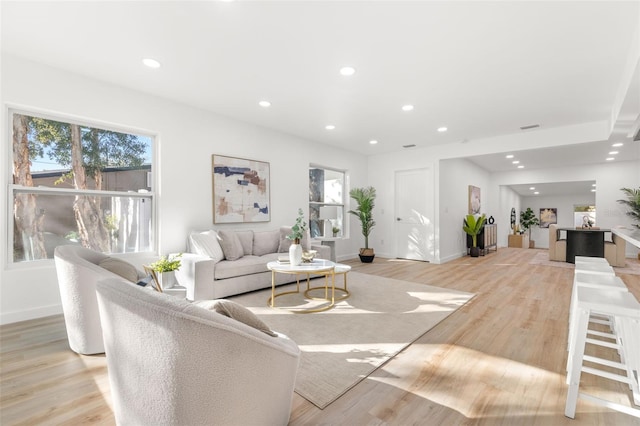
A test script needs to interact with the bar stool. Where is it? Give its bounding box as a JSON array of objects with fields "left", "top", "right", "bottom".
[
  {"left": 565, "top": 286, "right": 640, "bottom": 419},
  {"left": 574, "top": 262, "right": 615, "bottom": 276},
  {"left": 567, "top": 273, "right": 629, "bottom": 361},
  {"left": 575, "top": 256, "right": 609, "bottom": 265}
]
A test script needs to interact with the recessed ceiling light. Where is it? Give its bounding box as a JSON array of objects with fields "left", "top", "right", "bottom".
[
  {"left": 591, "top": 189, "right": 596, "bottom": 192},
  {"left": 606, "top": 157, "right": 615, "bottom": 161},
  {"left": 142, "top": 58, "right": 161, "bottom": 68},
  {"left": 592, "top": 184, "right": 596, "bottom": 187},
  {"left": 512, "top": 160, "right": 520, "bottom": 164},
  {"left": 609, "top": 151, "right": 618, "bottom": 155},
  {"left": 258, "top": 100, "right": 271, "bottom": 108},
  {"left": 340, "top": 66, "right": 356, "bottom": 76},
  {"left": 325, "top": 125, "right": 335, "bottom": 130},
  {"left": 518, "top": 165, "right": 525, "bottom": 169},
  {"left": 437, "top": 127, "right": 448, "bottom": 132},
  {"left": 534, "top": 191, "right": 539, "bottom": 194},
  {"left": 402, "top": 105, "right": 414, "bottom": 112},
  {"left": 612, "top": 143, "right": 623, "bottom": 147},
  {"left": 369, "top": 140, "right": 378, "bottom": 145},
  {"left": 506, "top": 154, "right": 514, "bottom": 159},
  {"left": 529, "top": 187, "right": 535, "bottom": 190}
]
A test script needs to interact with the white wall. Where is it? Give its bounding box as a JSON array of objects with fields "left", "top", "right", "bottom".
[
  {"left": 497, "top": 186, "right": 521, "bottom": 247},
  {"left": 438, "top": 158, "right": 492, "bottom": 262},
  {"left": 0, "top": 55, "right": 368, "bottom": 323}
]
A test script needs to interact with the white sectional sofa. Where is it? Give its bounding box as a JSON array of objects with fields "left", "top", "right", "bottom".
[{"left": 176, "top": 227, "right": 331, "bottom": 301}]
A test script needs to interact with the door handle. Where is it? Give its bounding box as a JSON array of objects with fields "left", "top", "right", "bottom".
[{"left": 397, "top": 217, "right": 402, "bottom": 221}]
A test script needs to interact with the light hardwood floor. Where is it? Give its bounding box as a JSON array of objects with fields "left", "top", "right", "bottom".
[{"left": 1, "top": 248, "right": 639, "bottom": 425}]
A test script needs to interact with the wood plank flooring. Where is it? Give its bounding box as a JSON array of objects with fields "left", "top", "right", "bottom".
[{"left": 2, "top": 248, "right": 639, "bottom": 425}]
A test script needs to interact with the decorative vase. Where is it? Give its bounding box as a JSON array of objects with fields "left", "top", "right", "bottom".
[
  {"left": 289, "top": 241, "right": 302, "bottom": 266},
  {"left": 359, "top": 248, "right": 375, "bottom": 263},
  {"left": 157, "top": 271, "right": 176, "bottom": 290}
]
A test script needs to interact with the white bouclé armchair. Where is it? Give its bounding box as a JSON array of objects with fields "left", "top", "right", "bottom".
[{"left": 95, "top": 277, "right": 301, "bottom": 426}]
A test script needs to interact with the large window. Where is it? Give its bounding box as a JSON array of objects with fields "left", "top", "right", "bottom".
[
  {"left": 309, "top": 166, "right": 345, "bottom": 238},
  {"left": 10, "top": 111, "right": 154, "bottom": 263}
]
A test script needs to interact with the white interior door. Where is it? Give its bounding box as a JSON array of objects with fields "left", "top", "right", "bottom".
[{"left": 394, "top": 168, "right": 434, "bottom": 262}]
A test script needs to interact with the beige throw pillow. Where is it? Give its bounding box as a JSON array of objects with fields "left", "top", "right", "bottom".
[
  {"left": 99, "top": 257, "right": 140, "bottom": 283},
  {"left": 196, "top": 299, "right": 276, "bottom": 337},
  {"left": 217, "top": 230, "right": 244, "bottom": 261},
  {"left": 277, "top": 226, "right": 311, "bottom": 252}
]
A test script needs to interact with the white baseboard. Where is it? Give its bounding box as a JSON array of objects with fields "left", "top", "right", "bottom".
[{"left": 0, "top": 303, "right": 62, "bottom": 325}]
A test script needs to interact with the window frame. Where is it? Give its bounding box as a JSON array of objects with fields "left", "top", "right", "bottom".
[
  {"left": 7, "top": 107, "right": 157, "bottom": 267},
  {"left": 309, "top": 164, "right": 348, "bottom": 239}
]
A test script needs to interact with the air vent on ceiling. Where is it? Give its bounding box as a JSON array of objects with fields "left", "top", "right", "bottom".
[
  {"left": 403, "top": 144, "right": 416, "bottom": 148},
  {"left": 520, "top": 124, "right": 540, "bottom": 130}
]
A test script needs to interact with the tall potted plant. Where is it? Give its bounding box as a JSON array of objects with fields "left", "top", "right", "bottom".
[
  {"left": 617, "top": 187, "right": 640, "bottom": 229},
  {"left": 349, "top": 186, "right": 376, "bottom": 263},
  {"left": 463, "top": 214, "right": 486, "bottom": 257},
  {"left": 520, "top": 207, "right": 539, "bottom": 248}
]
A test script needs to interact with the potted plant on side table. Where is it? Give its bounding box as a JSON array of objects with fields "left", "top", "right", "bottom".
[
  {"left": 349, "top": 186, "right": 377, "bottom": 263},
  {"left": 148, "top": 253, "right": 182, "bottom": 291},
  {"left": 617, "top": 187, "right": 640, "bottom": 259},
  {"left": 520, "top": 207, "right": 540, "bottom": 248},
  {"left": 463, "top": 214, "right": 486, "bottom": 257}
]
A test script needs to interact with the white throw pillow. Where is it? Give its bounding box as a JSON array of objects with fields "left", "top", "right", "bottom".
[
  {"left": 196, "top": 299, "right": 276, "bottom": 337},
  {"left": 189, "top": 231, "right": 224, "bottom": 263}
]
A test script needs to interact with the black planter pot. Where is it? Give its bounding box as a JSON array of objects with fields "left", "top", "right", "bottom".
[
  {"left": 359, "top": 254, "right": 375, "bottom": 263},
  {"left": 469, "top": 247, "right": 480, "bottom": 257}
]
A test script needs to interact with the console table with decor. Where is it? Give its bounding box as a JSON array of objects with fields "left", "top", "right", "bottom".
[{"left": 466, "top": 224, "right": 497, "bottom": 255}]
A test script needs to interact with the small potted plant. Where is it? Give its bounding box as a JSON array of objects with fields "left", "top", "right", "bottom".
[
  {"left": 287, "top": 208, "right": 307, "bottom": 265},
  {"left": 349, "top": 186, "right": 376, "bottom": 263},
  {"left": 149, "top": 253, "right": 182, "bottom": 290},
  {"left": 520, "top": 207, "right": 539, "bottom": 248},
  {"left": 463, "top": 214, "right": 486, "bottom": 257},
  {"left": 332, "top": 226, "right": 340, "bottom": 237}
]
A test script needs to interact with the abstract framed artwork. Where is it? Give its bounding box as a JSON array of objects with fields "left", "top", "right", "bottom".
[
  {"left": 212, "top": 155, "right": 270, "bottom": 223},
  {"left": 539, "top": 208, "right": 557, "bottom": 228},
  {"left": 468, "top": 185, "right": 481, "bottom": 215}
]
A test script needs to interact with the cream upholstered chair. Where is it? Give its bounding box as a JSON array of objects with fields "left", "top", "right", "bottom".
[
  {"left": 549, "top": 224, "right": 567, "bottom": 262},
  {"left": 95, "top": 277, "right": 301, "bottom": 426},
  {"left": 54, "top": 245, "right": 144, "bottom": 355},
  {"left": 605, "top": 233, "right": 626, "bottom": 267}
]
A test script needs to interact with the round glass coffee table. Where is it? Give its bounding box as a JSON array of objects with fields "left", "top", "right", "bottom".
[{"left": 267, "top": 259, "right": 336, "bottom": 313}]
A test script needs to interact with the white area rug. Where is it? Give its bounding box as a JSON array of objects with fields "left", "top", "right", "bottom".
[
  {"left": 529, "top": 251, "right": 640, "bottom": 275},
  {"left": 229, "top": 272, "right": 475, "bottom": 409}
]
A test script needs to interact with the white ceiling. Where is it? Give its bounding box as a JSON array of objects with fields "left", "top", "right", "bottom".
[{"left": 2, "top": 0, "right": 639, "bottom": 197}]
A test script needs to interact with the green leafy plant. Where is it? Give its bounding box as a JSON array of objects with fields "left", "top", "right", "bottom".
[
  {"left": 287, "top": 208, "right": 308, "bottom": 243},
  {"left": 463, "top": 214, "right": 486, "bottom": 247},
  {"left": 520, "top": 207, "right": 540, "bottom": 239},
  {"left": 149, "top": 253, "right": 182, "bottom": 272},
  {"left": 617, "top": 187, "right": 640, "bottom": 229},
  {"left": 349, "top": 186, "right": 376, "bottom": 250},
  {"left": 332, "top": 226, "right": 340, "bottom": 235}
]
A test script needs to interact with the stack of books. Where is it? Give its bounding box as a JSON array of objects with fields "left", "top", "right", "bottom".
[{"left": 277, "top": 254, "right": 290, "bottom": 264}]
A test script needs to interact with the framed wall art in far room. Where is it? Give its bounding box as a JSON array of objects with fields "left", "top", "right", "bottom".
[
  {"left": 212, "top": 154, "right": 270, "bottom": 223},
  {"left": 539, "top": 208, "right": 557, "bottom": 228},
  {"left": 468, "top": 185, "right": 481, "bottom": 215}
]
